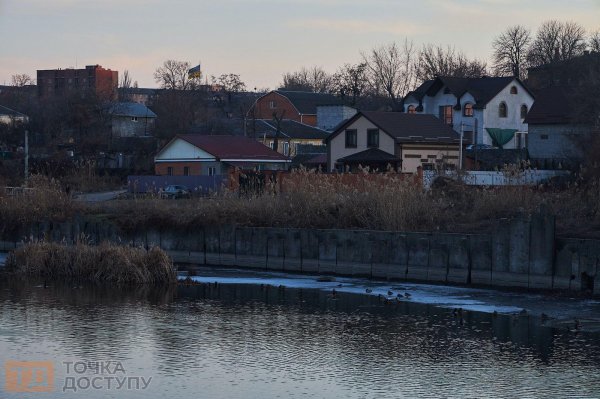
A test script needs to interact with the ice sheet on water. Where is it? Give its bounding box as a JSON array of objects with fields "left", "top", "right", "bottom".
[{"left": 183, "top": 270, "right": 527, "bottom": 315}]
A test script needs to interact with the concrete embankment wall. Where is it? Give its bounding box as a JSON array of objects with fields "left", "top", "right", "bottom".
[{"left": 0, "top": 214, "right": 598, "bottom": 294}]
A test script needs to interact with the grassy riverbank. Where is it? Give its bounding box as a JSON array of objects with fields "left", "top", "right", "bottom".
[
  {"left": 5, "top": 241, "right": 176, "bottom": 284},
  {"left": 1, "top": 171, "right": 600, "bottom": 238}
]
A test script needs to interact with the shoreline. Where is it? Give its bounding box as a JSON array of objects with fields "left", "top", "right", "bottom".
[{"left": 180, "top": 266, "right": 600, "bottom": 333}]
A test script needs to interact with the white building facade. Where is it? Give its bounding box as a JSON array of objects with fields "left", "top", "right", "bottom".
[{"left": 403, "top": 77, "right": 534, "bottom": 149}]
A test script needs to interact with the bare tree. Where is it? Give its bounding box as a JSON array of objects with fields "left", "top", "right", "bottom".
[
  {"left": 590, "top": 30, "right": 600, "bottom": 53},
  {"left": 332, "top": 63, "right": 368, "bottom": 106},
  {"left": 120, "top": 70, "right": 132, "bottom": 89},
  {"left": 154, "top": 60, "right": 200, "bottom": 90},
  {"left": 363, "top": 41, "right": 418, "bottom": 110},
  {"left": 280, "top": 66, "right": 333, "bottom": 93},
  {"left": 10, "top": 74, "right": 34, "bottom": 87},
  {"left": 492, "top": 25, "right": 531, "bottom": 80},
  {"left": 416, "top": 44, "right": 487, "bottom": 81},
  {"left": 212, "top": 73, "right": 246, "bottom": 93},
  {"left": 528, "top": 20, "right": 587, "bottom": 67}
]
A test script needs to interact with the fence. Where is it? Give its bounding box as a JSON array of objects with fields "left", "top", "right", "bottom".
[
  {"left": 423, "top": 170, "right": 570, "bottom": 188},
  {"left": 127, "top": 175, "right": 226, "bottom": 195}
]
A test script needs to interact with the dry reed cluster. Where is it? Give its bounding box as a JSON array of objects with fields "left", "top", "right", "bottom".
[
  {"left": 0, "top": 175, "right": 77, "bottom": 233},
  {"left": 92, "top": 169, "right": 593, "bottom": 235},
  {"left": 5, "top": 241, "right": 176, "bottom": 284}
]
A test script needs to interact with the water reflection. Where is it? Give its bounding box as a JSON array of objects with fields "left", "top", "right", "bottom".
[{"left": 0, "top": 278, "right": 599, "bottom": 399}]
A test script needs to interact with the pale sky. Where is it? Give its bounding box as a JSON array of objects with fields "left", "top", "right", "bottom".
[{"left": 0, "top": 0, "right": 598, "bottom": 90}]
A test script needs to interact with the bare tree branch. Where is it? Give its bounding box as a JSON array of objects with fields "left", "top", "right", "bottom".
[
  {"left": 363, "top": 40, "right": 417, "bottom": 111},
  {"left": 492, "top": 25, "right": 531, "bottom": 80}
]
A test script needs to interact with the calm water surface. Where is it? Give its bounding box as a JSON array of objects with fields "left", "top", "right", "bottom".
[{"left": 0, "top": 277, "right": 599, "bottom": 399}]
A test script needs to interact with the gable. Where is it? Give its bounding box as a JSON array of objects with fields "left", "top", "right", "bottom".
[{"left": 155, "top": 138, "right": 216, "bottom": 161}]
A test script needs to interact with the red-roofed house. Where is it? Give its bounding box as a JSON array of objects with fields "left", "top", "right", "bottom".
[{"left": 154, "top": 135, "right": 291, "bottom": 176}]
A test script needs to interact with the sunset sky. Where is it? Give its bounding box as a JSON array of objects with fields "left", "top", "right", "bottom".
[{"left": 1, "top": 0, "right": 598, "bottom": 90}]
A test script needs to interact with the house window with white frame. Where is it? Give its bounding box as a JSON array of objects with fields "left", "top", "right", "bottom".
[
  {"left": 269, "top": 100, "right": 277, "bottom": 109},
  {"left": 439, "top": 105, "right": 453, "bottom": 125},
  {"left": 283, "top": 142, "right": 290, "bottom": 156},
  {"left": 463, "top": 103, "right": 474, "bottom": 117},
  {"left": 208, "top": 166, "right": 217, "bottom": 176},
  {"left": 131, "top": 116, "right": 138, "bottom": 122}
]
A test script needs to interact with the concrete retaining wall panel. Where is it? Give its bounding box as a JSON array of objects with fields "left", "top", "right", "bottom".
[
  {"left": 406, "top": 234, "right": 429, "bottom": 281},
  {"left": 336, "top": 230, "right": 372, "bottom": 276},
  {"left": 470, "top": 235, "right": 492, "bottom": 285},
  {"left": 235, "top": 227, "right": 256, "bottom": 268},
  {"left": 300, "top": 229, "right": 319, "bottom": 273},
  {"left": 318, "top": 230, "right": 337, "bottom": 274},
  {"left": 267, "top": 229, "right": 286, "bottom": 271},
  {"left": 447, "top": 235, "right": 470, "bottom": 284},
  {"left": 283, "top": 229, "right": 302, "bottom": 272},
  {"left": 428, "top": 234, "right": 449, "bottom": 283},
  {"left": 219, "top": 226, "right": 236, "bottom": 266}
]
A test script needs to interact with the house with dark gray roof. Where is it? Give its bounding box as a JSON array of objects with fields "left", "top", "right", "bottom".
[
  {"left": 404, "top": 76, "right": 534, "bottom": 150},
  {"left": 326, "top": 111, "right": 466, "bottom": 173},
  {"left": 524, "top": 86, "right": 587, "bottom": 167},
  {"left": 250, "top": 119, "right": 329, "bottom": 157},
  {"left": 109, "top": 102, "right": 157, "bottom": 138}
]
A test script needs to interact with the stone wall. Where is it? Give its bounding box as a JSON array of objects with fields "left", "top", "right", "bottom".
[{"left": 1, "top": 213, "right": 598, "bottom": 294}]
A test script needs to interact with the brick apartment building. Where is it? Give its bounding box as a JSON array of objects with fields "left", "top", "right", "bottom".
[{"left": 37, "top": 65, "right": 118, "bottom": 100}]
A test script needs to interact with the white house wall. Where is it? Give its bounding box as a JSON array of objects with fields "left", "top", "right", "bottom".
[
  {"left": 328, "top": 117, "right": 396, "bottom": 171},
  {"left": 404, "top": 79, "right": 534, "bottom": 148},
  {"left": 483, "top": 80, "right": 534, "bottom": 147},
  {"left": 155, "top": 138, "right": 216, "bottom": 161}
]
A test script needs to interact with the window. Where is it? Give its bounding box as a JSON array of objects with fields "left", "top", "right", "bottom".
[
  {"left": 269, "top": 100, "right": 277, "bottom": 109},
  {"left": 345, "top": 129, "right": 357, "bottom": 148},
  {"left": 208, "top": 166, "right": 217, "bottom": 176},
  {"left": 516, "top": 132, "right": 528, "bottom": 149},
  {"left": 463, "top": 103, "right": 474, "bottom": 117},
  {"left": 283, "top": 142, "right": 290, "bottom": 156},
  {"left": 439, "top": 105, "right": 453, "bottom": 125},
  {"left": 499, "top": 102, "right": 507, "bottom": 118},
  {"left": 510, "top": 86, "right": 518, "bottom": 94},
  {"left": 407, "top": 105, "right": 416, "bottom": 114},
  {"left": 269, "top": 141, "right": 275, "bottom": 150},
  {"left": 167, "top": 167, "right": 173, "bottom": 176},
  {"left": 541, "top": 134, "right": 549, "bottom": 140},
  {"left": 183, "top": 166, "right": 190, "bottom": 176},
  {"left": 131, "top": 116, "right": 138, "bottom": 122},
  {"left": 367, "top": 129, "right": 379, "bottom": 148},
  {"left": 520, "top": 104, "right": 528, "bottom": 119}
]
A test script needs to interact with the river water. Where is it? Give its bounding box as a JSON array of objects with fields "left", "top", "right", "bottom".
[{"left": 1, "top": 269, "right": 599, "bottom": 399}]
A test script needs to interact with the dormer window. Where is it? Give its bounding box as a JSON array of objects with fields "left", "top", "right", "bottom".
[
  {"left": 520, "top": 104, "right": 528, "bottom": 119},
  {"left": 499, "top": 102, "right": 508, "bottom": 118},
  {"left": 463, "top": 103, "right": 474, "bottom": 117},
  {"left": 510, "top": 86, "right": 518, "bottom": 94},
  {"left": 407, "top": 105, "right": 416, "bottom": 114}
]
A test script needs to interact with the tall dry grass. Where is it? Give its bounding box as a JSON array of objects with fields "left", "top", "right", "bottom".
[
  {"left": 0, "top": 175, "right": 77, "bottom": 233},
  {"left": 90, "top": 169, "right": 593, "bottom": 234},
  {"left": 6, "top": 241, "right": 176, "bottom": 285}
]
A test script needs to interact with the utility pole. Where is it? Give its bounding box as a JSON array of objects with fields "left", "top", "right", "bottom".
[
  {"left": 459, "top": 123, "right": 464, "bottom": 170},
  {"left": 24, "top": 129, "right": 29, "bottom": 180}
]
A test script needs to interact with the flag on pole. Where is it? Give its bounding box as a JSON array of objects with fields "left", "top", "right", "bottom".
[{"left": 188, "top": 64, "right": 201, "bottom": 79}]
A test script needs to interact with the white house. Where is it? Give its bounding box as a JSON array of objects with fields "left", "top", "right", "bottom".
[{"left": 403, "top": 77, "right": 534, "bottom": 149}]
